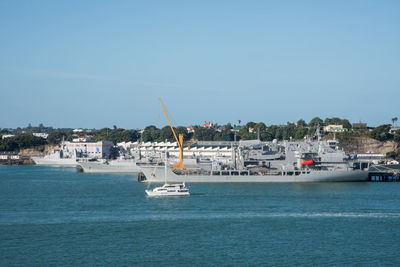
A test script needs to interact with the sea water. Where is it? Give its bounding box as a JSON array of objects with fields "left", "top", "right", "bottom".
[{"left": 1, "top": 165, "right": 399, "bottom": 266}]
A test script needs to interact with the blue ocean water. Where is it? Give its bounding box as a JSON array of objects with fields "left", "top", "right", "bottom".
[{"left": 1, "top": 165, "right": 399, "bottom": 266}]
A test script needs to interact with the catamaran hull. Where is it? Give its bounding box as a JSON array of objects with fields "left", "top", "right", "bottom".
[
  {"left": 145, "top": 190, "right": 190, "bottom": 196},
  {"left": 140, "top": 166, "right": 369, "bottom": 183}
]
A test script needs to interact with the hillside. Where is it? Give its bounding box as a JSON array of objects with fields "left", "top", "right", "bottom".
[
  {"left": 18, "top": 145, "right": 59, "bottom": 157},
  {"left": 337, "top": 136, "right": 398, "bottom": 154}
]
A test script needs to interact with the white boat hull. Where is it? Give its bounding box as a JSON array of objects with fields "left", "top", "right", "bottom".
[
  {"left": 145, "top": 183, "right": 190, "bottom": 196},
  {"left": 145, "top": 190, "right": 190, "bottom": 196}
]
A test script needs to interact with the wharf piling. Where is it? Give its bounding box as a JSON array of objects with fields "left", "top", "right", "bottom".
[
  {"left": 369, "top": 172, "right": 399, "bottom": 182},
  {"left": 368, "top": 164, "right": 400, "bottom": 182}
]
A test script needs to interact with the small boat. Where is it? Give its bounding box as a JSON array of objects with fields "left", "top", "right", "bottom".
[
  {"left": 145, "top": 183, "right": 190, "bottom": 196},
  {"left": 145, "top": 151, "right": 190, "bottom": 197}
]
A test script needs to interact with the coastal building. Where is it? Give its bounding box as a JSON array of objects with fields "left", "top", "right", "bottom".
[
  {"left": 62, "top": 140, "right": 113, "bottom": 159},
  {"left": 1, "top": 134, "right": 15, "bottom": 139},
  {"left": 232, "top": 126, "right": 242, "bottom": 132},
  {"left": 186, "top": 126, "right": 195, "bottom": 133},
  {"left": 0, "top": 152, "right": 20, "bottom": 160},
  {"left": 203, "top": 122, "right": 213, "bottom": 128},
  {"left": 356, "top": 152, "right": 385, "bottom": 164},
  {"left": 117, "top": 140, "right": 233, "bottom": 159},
  {"left": 323, "top": 124, "right": 347, "bottom": 133},
  {"left": 216, "top": 125, "right": 226, "bottom": 132},
  {"left": 389, "top": 125, "right": 400, "bottom": 134},
  {"left": 33, "top": 133, "right": 49, "bottom": 139},
  {"left": 72, "top": 137, "right": 91, "bottom": 142}
]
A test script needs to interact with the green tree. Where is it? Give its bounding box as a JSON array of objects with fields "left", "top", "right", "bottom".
[
  {"left": 106, "top": 129, "right": 139, "bottom": 143},
  {"left": 266, "top": 125, "right": 279, "bottom": 141},
  {"left": 294, "top": 127, "right": 308, "bottom": 140},
  {"left": 175, "top": 126, "right": 191, "bottom": 142},
  {"left": 214, "top": 131, "right": 234, "bottom": 141},
  {"left": 47, "top": 131, "right": 67, "bottom": 145},
  {"left": 340, "top": 119, "right": 352, "bottom": 129},
  {"left": 260, "top": 132, "right": 273, "bottom": 141},
  {"left": 370, "top": 124, "right": 393, "bottom": 142},
  {"left": 194, "top": 127, "right": 215, "bottom": 141},
  {"left": 159, "top": 126, "right": 175, "bottom": 142},
  {"left": 297, "top": 119, "right": 307, "bottom": 127},
  {"left": 141, "top": 126, "right": 160, "bottom": 142},
  {"left": 392, "top": 117, "right": 398, "bottom": 125},
  {"left": 0, "top": 134, "right": 46, "bottom": 151},
  {"left": 309, "top": 117, "right": 323, "bottom": 127},
  {"left": 1, "top": 128, "right": 11, "bottom": 134},
  {"left": 324, "top": 117, "right": 341, "bottom": 125},
  {"left": 255, "top": 122, "right": 267, "bottom": 132},
  {"left": 0, "top": 138, "right": 18, "bottom": 151},
  {"left": 394, "top": 130, "right": 400, "bottom": 143},
  {"left": 245, "top": 121, "right": 256, "bottom": 130},
  {"left": 386, "top": 151, "right": 400, "bottom": 160}
]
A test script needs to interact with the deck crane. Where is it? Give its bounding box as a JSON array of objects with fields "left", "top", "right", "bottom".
[{"left": 158, "top": 98, "right": 185, "bottom": 170}]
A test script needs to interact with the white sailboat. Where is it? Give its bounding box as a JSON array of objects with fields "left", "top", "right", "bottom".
[{"left": 145, "top": 152, "right": 189, "bottom": 197}]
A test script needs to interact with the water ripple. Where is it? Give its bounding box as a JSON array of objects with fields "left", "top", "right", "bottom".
[{"left": 1, "top": 211, "right": 400, "bottom": 225}]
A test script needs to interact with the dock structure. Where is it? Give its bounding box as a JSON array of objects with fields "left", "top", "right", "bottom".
[{"left": 368, "top": 164, "right": 400, "bottom": 182}]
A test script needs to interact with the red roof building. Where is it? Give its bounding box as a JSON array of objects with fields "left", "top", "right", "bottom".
[{"left": 202, "top": 122, "right": 213, "bottom": 128}]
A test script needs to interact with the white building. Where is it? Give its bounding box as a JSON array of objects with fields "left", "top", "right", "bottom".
[
  {"left": 117, "top": 141, "right": 233, "bottom": 160},
  {"left": 33, "top": 133, "right": 49, "bottom": 139},
  {"left": 389, "top": 125, "right": 400, "bottom": 134},
  {"left": 1, "top": 134, "right": 15, "bottom": 139},
  {"left": 323, "top": 124, "right": 347, "bottom": 133},
  {"left": 72, "top": 137, "right": 91, "bottom": 142},
  {"left": 0, "top": 152, "right": 20, "bottom": 160},
  {"left": 62, "top": 141, "right": 113, "bottom": 159}
]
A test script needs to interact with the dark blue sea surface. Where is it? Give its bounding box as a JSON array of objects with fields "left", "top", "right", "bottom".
[{"left": 1, "top": 165, "right": 400, "bottom": 266}]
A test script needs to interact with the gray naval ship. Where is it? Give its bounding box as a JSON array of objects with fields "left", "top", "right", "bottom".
[
  {"left": 78, "top": 148, "right": 161, "bottom": 173},
  {"left": 31, "top": 149, "right": 79, "bottom": 166},
  {"left": 139, "top": 139, "right": 369, "bottom": 183},
  {"left": 78, "top": 158, "right": 141, "bottom": 173}
]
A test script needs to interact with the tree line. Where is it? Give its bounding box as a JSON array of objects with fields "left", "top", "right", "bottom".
[{"left": 1, "top": 117, "right": 399, "bottom": 153}]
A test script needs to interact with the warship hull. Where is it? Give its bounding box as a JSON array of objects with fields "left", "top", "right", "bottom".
[
  {"left": 140, "top": 166, "right": 369, "bottom": 183},
  {"left": 31, "top": 157, "right": 78, "bottom": 166},
  {"left": 79, "top": 160, "right": 140, "bottom": 173}
]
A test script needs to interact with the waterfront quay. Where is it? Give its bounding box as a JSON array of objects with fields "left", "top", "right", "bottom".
[{"left": 369, "top": 164, "right": 400, "bottom": 182}]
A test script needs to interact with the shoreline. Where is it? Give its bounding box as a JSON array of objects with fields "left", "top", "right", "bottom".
[{"left": 0, "top": 159, "right": 35, "bottom": 165}]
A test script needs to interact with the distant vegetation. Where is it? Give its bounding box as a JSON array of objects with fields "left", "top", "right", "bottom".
[
  {"left": 1, "top": 118, "right": 399, "bottom": 157},
  {"left": 91, "top": 128, "right": 140, "bottom": 144},
  {"left": 0, "top": 134, "right": 47, "bottom": 151},
  {"left": 369, "top": 124, "right": 393, "bottom": 142}
]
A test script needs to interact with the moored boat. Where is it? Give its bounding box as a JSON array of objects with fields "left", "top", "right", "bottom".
[
  {"left": 78, "top": 158, "right": 140, "bottom": 173},
  {"left": 139, "top": 164, "right": 368, "bottom": 183}
]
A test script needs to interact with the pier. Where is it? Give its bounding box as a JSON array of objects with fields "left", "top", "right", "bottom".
[{"left": 368, "top": 164, "right": 400, "bottom": 182}]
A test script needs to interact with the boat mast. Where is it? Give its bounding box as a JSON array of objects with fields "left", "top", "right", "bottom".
[{"left": 164, "top": 149, "right": 167, "bottom": 184}]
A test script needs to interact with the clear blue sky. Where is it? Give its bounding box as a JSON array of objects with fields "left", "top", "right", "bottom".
[{"left": 0, "top": 0, "right": 399, "bottom": 129}]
